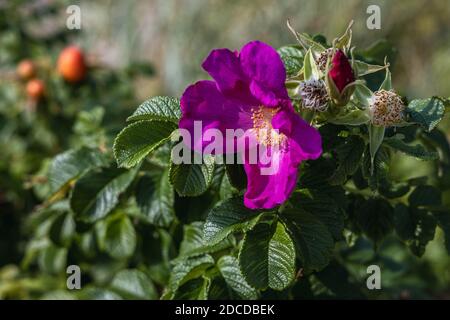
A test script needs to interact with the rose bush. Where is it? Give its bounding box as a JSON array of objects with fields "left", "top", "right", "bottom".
[{"left": 1, "top": 8, "right": 450, "bottom": 300}]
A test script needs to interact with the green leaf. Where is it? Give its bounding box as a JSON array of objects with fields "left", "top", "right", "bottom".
[
  {"left": 384, "top": 138, "right": 438, "bottom": 160},
  {"left": 408, "top": 185, "right": 442, "bottom": 208},
  {"left": 168, "top": 255, "right": 215, "bottom": 297},
  {"left": 290, "top": 190, "right": 345, "bottom": 240},
  {"left": 78, "top": 288, "right": 122, "bottom": 300},
  {"left": 172, "top": 277, "right": 210, "bottom": 300},
  {"left": 100, "top": 215, "right": 137, "bottom": 259},
  {"left": 49, "top": 212, "right": 75, "bottom": 247},
  {"left": 127, "top": 96, "right": 181, "bottom": 123},
  {"left": 303, "top": 49, "right": 320, "bottom": 80},
  {"left": 354, "top": 60, "right": 387, "bottom": 77},
  {"left": 355, "top": 198, "right": 394, "bottom": 244},
  {"left": 38, "top": 244, "right": 67, "bottom": 274},
  {"left": 277, "top": 45, "right": 304, "bottom": 78},
  {"left": 406, "top": 98, "right": 445, "bottom": 132},
  {"left": 281, "top": 209, "right": 334, "bottom": 272},
  {"left": 368, "top": 124, "right": 386, "bottom": 174},
  {"left": 135, "top": 170, "right": 174, "bottom": 227},
  {"left": 239, "top": 218, "right": 296, "bottom": 290},
  {"left": 169, "top": 155, "right": 215, "bottom": 197},
  {"left": 217, "top": 256, "right": 259, "bottom": 300},
  {"left": 433, "top": 210, "right": 450, "bottom": 255},
  {"left": 362, "top": 145, "right": 390, "bottom": 190},
  {"left": 329, "top": 109, "right": 370, "bottom": 126},
  {"left": 48, "top": 147, "right": 108, "bottom": 195},
  {"left": 329, "top": 136, "right": 366, "bottom": 185},
  {"left": 352, "top": 83, "right": 373, "bottom": 108},
  {"left": 114, "top": 120, "right": 177, "bottom": 168},
  {"left": 110, "top": 269, "right": 157, "bottom": 300},
  {"left": 395, "top": 204, "right": 437, "bottom": 257},
  {"left": 379, "top": 68, "right": 392, "bottom": 91},
  {"left": 177, "top": 222, "right": 232, "bottom": 261},
  {"left": 225, "top": 163, "right": 247, "bottom": 191},
  {"left": 204, "top": 197, "right": 262, "bottom": 246},
  {"left": 70, "top": 166, "right": 138, "bottom": 222}
]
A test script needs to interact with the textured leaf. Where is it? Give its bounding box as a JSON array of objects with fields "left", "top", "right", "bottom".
[
  {"left": 101, "top": 215, "right": 137, "bottom": 259},
  {"left": 114, "top": 120, "right": 177, "bottom": 168},
  {"left": 368, "top": 124, "right": 385, "bottom": 174},
  {"left": 70, "top": 166, "right": 138, "bottom": 222},
  {"left": 110, "top": 269, "right": 157, "bottom": 300},
  {"left": 217, "top": 256, "right": 259, "bottom": 299},
  {"left": 48, "top": 147, "right": 108, "bottom": 195},
  {"left": 239, "top": 219, "right": 296, "bottom": 290},
  {"left": 277, "top": 45, "right": 304, "bottom": 78},
  {"left": 169, "top": 155, "right": 215, "bottom": 197},
  {"left": 290, "top": 190, "right": 345, "bottom": 240},
  {"left": 225, "top": 163, "right": 247, "bottom": 191},
  {"left": 127, "top": 96, "right": 181, "bottom": 123},
  {"left": 281, "top": 209, "right": 334, "bottom": 272},
  {"left": 168, "top": 255, "right": 215, "bottom": 296},
  {"left": 204, "top": 197, "right": 262, "bottom": 245},
  {"left": 329, "top": 136, "right": 366, "bottom": 185},
  {"left": 355, "top": 198, "right": 394, "bottom": 244},
  {"left": 406, "top": 98, "right": 445, "bottom": 132},
  {"left": 384, "top": 138, "right": 438, "bottom": 160},
  {"left": 135, "top": 170, "right": 174, "bottom": 227},
  {"left": 177, "top": 222, "right": 232, "bottom": 260},
  {"left": 173, "top": 277, "right": 210, "bottom": 300}
]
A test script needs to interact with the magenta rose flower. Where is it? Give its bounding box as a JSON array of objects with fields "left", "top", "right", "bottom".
[
  {"left": 179, "top": 41, "right": 322, "bottom": 209},
  {"left": 328, "top": 49, "right": 355, "bottom": 92}
]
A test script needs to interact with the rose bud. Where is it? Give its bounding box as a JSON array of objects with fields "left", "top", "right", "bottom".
[
  {"left": 369, "top": 89, "right": 405, "bottom": 126},
  {"left": 328, "top": 49, "right": 355, "bottom": 93}
]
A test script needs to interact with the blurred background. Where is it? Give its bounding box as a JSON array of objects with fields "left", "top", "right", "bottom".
[
  {"left": 0, "top": 0, "right": 449, "bottom": 299},
  {"left": 78, "top": 0, "right": 450, "bottom": 98}
]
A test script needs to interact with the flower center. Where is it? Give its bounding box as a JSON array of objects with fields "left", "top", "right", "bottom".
[{"left": 250, "top": 106, "right": 286, "bottom": 147}]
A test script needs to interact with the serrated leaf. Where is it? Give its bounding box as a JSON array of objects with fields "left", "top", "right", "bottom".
[
  {"left": 127, "top": 96, "right": 181, "bottom": 123},
  {"left": 101, "top": 215, "right": 137, "bottom": 259},
  {"left": 169, "top": 155, "right": 215, "bottom": 197},
  {"left": 70, "top": 166, "right": 138, "bottom": 222},
  {"left": 168, "top": 255, "right": 215, "bottom": 297},
  {"left": 395, "top": 204, "right": 437, "bottom": 257},
  {"left": 406, "top": 98, "right": 445, "bottom": 132},
  {"left": 173, "top": 277, "right": 210, "bottom": 300},
  {"left": 384, "top": 138, "right": 438, "bottom": 160},
  {"left": 110, "top": 269, "right": 157, "bottom": 300},
  {"left": 177, "top": 222, "right": 232, "bottom": 261},
  {"left": 48, "top": 147, "right": 108, "bottom": 195},
  {"left": 329, "top": 136, "right": 365, "bottom": 185},
  {"left": 204, "top": 197, "right": 262, "bottom": 246},
  {"left": 217, "top": 256, "right": 259, "bottom": 300},
  {"left": 239, "top": 219, "right": 296, "bottom": 290},
  {"left": 355, "top": 198, "right": 394, "bottom": 244},
  {"left": 277, "top": 45, "right": 304, "bottom": 78},
  {"left": 281, "top": 209, "right": 334, "bottom": 272},
  {"left": 135, "top": 170, "right": 174, "bottom": 227},
  {"left": 290, "top": 190, "right": 345, "bottom": 240},
  {"left": 114, "top": 120, "right": 177, "bottom": 168}
]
